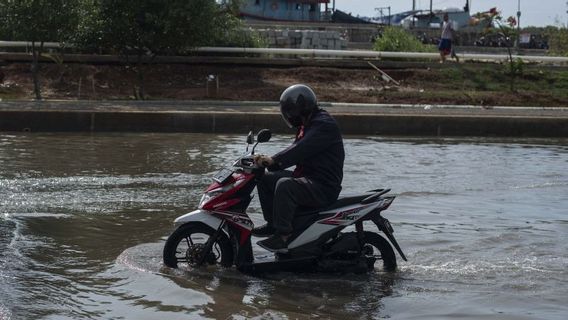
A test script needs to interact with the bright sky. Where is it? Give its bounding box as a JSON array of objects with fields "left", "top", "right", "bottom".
[{"left": 334, "top": 0, "right": 568, "bottom": 27}]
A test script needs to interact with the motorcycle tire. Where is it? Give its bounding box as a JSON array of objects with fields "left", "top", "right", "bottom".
[
  {"left": 362, "top": 231, "right": 397, "bottom": 272},
  {"left": 163, "top": 222, "right": 234, "bottom": 269}
]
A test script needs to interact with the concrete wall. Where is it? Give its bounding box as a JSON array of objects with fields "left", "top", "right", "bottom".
[
  {"left": 256, "top": 29, "right": 348, "bottom": 49},
  {"left": 2, "top": 109, "right": 567, "bottom": 137},
  {"left": 245, "top": 20, "right": 378, "bottom": 45}
]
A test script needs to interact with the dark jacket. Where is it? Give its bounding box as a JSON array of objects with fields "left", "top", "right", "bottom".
[{"left": 270, "top": 109, "right": 345, "bottom": 200}]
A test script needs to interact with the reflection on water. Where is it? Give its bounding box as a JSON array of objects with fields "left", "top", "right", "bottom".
[
  {"left": 114, "top": 243, "right": 396, "bottom": 320},
  {"left": 1, "top": 133, "right": 568, "bottom": 319}
]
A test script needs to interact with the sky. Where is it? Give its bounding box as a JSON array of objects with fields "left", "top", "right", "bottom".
[{"left": 334, "top": 0, "right": 568, "bottom": 27}]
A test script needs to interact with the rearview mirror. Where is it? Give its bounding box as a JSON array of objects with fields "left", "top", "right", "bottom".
[
  {"left": 256, "top": 129, "right": 272, "bottom": 143},
  {"left": 246, "top": 131, "right": 254, "bottom": 144}
]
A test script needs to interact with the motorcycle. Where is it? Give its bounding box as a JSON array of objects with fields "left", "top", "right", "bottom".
[{"left": 163, "top": 129, "right": 407, "bottom": 274}]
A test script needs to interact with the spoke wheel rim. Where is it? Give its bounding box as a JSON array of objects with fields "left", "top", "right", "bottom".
[{"left": 175, "top": 233, "right": 222, "bottom": 267}]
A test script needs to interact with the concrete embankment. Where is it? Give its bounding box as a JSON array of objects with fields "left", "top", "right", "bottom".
[{"left": 1, "top": 100, "right": 567, "bottom": 137}]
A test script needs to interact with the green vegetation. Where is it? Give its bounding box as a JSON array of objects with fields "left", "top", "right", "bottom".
[
  {"left": 471, "top": 8, "right": 523, "bottom": 91},
  {"left": 373, "top": 27, "right": 436, "bottom": 53},
  {"left": 395, "top": 64, "right": 568, "bottom": 106},
  {"left": 435, "top": 64, "right": 568, "bottom": 92},
  {"left": 0, "top": 0, "right": 258, "bottom": 100},
  {"left": 546, "top": 28, "right": 568, "bottom": 56},
  {"left": 81, "top": 0, "right": 228, "bottom": 99},
  {"left": 521, "top": 26, "right": 568, "bottom": 56},
  {"left": 0, "top": 0, "right": 84, "bottom": 99}
]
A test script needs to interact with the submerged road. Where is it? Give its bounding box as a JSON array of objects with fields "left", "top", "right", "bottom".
[
  {"left": 1, "top": 133, "right": 567, "bottom": 319},
  {"left": 1, "top": 100, "right": 567, "bottom": 137}
]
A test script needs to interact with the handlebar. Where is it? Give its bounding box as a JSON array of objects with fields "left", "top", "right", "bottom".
[{"left": 234, "top": 155, "right": 261, "bottom": 170}]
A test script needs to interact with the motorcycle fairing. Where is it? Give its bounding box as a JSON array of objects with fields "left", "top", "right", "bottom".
[
  {"left": 288, "top": 200, "right": 384, "bottom": 249},
  {"left": 212, "top": 210, "right": 254, "bottom": 245},
  {"left": 200, "top": 172, "right": 255, "bottom": 211},
  {"left": 174, "top": 209, "right": 223, "bottom": 229},
  {"left": 319, "top": 204, "right": 374, "bottom": 226},
  {"left": 173, "top": 208, "right": 254, "bottom": 245}
]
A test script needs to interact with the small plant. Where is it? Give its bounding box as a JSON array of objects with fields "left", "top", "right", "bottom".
[
  {"left": 511, "top": 57, "right": 524, "bottom": 76},
  {"left": 470, "top": 8, "right": 521, "bottom": 91}
]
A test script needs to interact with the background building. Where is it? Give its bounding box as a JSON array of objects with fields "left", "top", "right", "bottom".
[{"left": 238, "top": 0, "right": 331, "bottom": 22}]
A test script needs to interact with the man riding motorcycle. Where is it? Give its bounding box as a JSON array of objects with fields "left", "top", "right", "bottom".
[{"left": 252, "top": 84, "right": 345, "bottom": 252}]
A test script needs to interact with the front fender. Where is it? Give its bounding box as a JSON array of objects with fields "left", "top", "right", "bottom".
[{"left": 174, "top": 209, "right": 222, "bottom": 230}]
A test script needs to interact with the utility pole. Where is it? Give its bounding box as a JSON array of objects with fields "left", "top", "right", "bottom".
[
  {"left": 429, "top": 0, "right": 433, "bottom": 24},
  {"left": 516, "top": 0, "right": 521, "bottom": 49},
  {"left": 517, "top": 0, "right": 521, "bottom": 29},
  {"left": 412, "top": 0, "right": 416, "bottom": 28},
  {"left": 376, "top": 6, "right": 391, "bottom": 26}
]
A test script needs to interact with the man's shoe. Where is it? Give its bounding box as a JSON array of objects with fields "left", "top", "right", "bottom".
[
  {"left": 251, "top": 224, "right": 275, "bottom": 237},
  {"left": 257, "top": 234, "right": 289, "bottom": 253}
]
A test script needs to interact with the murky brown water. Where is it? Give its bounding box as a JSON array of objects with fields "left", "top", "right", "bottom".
[{"left": 1, "top": 133, "right": 567, "bottom": 320}]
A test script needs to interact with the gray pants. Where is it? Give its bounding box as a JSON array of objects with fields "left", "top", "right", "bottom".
[{"left": 257, "top": 170, "right": 333, "bottom": 235}]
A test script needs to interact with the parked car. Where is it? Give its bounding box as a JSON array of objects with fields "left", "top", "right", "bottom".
[{"left": 519, "top": 33, "right": 549, "bottom": 49}]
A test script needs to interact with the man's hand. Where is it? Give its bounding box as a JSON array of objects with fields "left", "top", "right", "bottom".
[{"left": 254, "top": 154, "right": 274, "bottom": 167}]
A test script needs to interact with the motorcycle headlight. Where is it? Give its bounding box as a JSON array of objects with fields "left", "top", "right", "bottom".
[
  {"left": 199, "top": 190, "right": 223, "bottom": 208},
  {"left": 198, "top": 179, "right": 244, "bottom": 209}
]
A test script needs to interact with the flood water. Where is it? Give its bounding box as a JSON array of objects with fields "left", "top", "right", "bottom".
[{"left": 1, "top": 132, "right": 567, "bottom": 320}]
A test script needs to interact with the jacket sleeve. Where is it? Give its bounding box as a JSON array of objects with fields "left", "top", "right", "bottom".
[{"left": 270, "top": 121, "right": 338, "bottom": 170}]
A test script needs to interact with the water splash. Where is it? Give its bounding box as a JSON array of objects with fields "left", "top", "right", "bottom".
[{"left": 0, "top": 304, "right": 12, "bottom": 320}]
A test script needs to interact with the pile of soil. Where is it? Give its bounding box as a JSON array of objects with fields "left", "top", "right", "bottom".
[{"left": 1, "top": 62, "right": 566, "bottom": 107}]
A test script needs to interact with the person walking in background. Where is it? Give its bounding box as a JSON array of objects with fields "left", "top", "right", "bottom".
[{"left": 438, "top": 13, "right": 459, "bottom": 63}]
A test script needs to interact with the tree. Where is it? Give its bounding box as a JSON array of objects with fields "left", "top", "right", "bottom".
[
  {"left": 78, "top": 0, "right": 245, "bottom": 100},
  {"left": 0, "top": 0, "right": 82, "bottom": 100}
]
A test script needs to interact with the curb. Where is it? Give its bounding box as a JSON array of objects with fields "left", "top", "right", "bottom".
[{"left": 1, "top": 100, "right": 567, "bottom": 137}]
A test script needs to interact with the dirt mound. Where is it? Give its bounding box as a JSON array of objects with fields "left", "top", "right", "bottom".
[{"left": 1, "top": 62, "right": 566, "bottom": 107}]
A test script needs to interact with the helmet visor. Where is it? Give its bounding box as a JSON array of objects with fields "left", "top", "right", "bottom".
[{"left": 281, "top": 109, "right": 303, "bottom": 128}]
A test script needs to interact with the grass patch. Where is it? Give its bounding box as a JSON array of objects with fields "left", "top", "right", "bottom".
[{"left": 0, "top": 86, "right": 25, "bottom": 100}]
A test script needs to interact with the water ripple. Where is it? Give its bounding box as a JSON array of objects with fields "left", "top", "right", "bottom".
[{"left": 1, "top": 133, "right": 567, "bottom": 319}]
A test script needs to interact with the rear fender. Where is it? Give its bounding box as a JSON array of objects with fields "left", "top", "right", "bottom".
[
  {"left": 174, "top": 209, "right": 223, "bottom": 230},
  {"left": 371, "top": 215, "right": 407, "bottom": 261}
]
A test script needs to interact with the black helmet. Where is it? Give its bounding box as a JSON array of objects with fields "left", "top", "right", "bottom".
[{"left": 279, "top": 84, "right": 318, "bottom": 128}]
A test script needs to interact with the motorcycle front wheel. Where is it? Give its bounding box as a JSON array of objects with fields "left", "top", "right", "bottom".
[
  {"left": 163, "top": 223, "right": 234, "bottom": 269},
  {"left": 362, "top": 231, "right": 397, "bottom": 272}
]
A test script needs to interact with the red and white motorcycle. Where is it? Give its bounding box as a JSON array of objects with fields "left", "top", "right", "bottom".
[{"left": 163, "top": 129, "right": 406, "bottom": 274}]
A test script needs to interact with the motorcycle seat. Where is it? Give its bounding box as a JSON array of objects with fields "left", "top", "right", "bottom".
[
  {"left": 324, "top": 193, "right": 376, "bottom": 211},
  {"left": 291, "top": 194, "right": 375, "bottom": 236},
  {"left": 294, "top": 193, "right": 375, "bottom": 217}
]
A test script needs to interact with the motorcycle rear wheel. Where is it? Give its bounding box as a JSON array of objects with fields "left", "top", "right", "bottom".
[
  {"left": 163, "top": 223, "right": 234, "bottom": 269},
  {"left": 362, "top": 231, "right": 397, "bottom": 272}
]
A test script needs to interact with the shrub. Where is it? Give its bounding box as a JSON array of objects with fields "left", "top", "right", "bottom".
[
  {"left": 373, "top": 27, "right": 435, "bottom": 52},
  {"left": 546, "top": 28, "right": 568, "bottom": 56}
]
